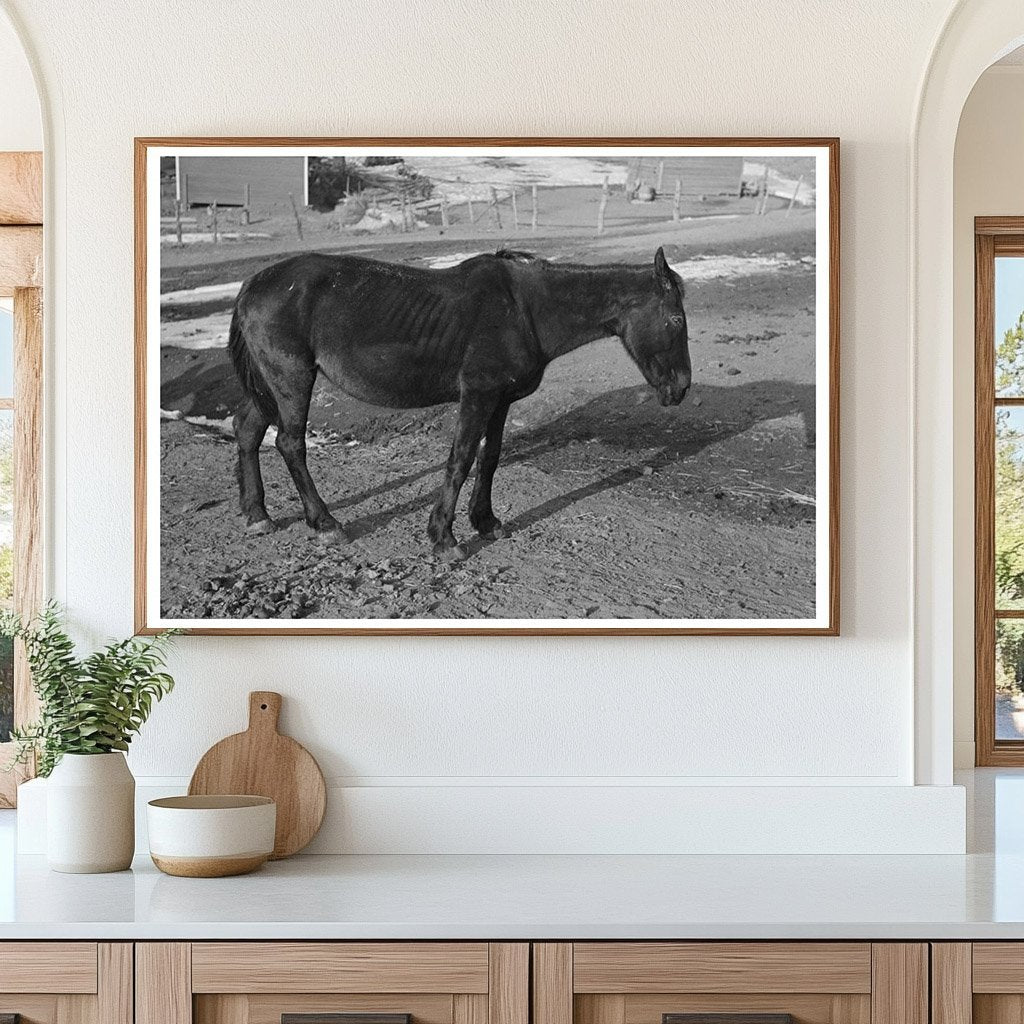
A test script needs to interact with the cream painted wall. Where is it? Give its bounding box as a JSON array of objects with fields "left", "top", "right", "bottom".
[
  {"left": 0, "top": 0, "right": 981, "bottom": 851},
  {"left": 952, "top": 65, "right": 1024, "bottom": 767},
  {"left": 0, "top": 10, "right": 39, "bottom": 151}
]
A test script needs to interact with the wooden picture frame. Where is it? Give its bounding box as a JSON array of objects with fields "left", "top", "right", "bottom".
[
  {"left": 135, "top": 137, "right": 839, "bottom": 636},
  {"left": 0, "top": 151, "right": 44, "bottom": 806}
]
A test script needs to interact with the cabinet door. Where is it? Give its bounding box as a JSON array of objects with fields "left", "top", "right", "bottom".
[
  {"left": 137, "top": 943, "right": 528, "bottom": 1024},
  {"left": 533, "top": 944, "right": 927, "bottom": 1024},
  {"left": 0, "top": 943, "right": 131, "bottom": 1024},
  {"left": 941, "top": 943, "right": 1024, "bottom": 1024}
]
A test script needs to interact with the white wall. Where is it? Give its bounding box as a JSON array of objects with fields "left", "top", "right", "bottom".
[
  {"left": 0, "top": 9, "right": 39, "bottom": 151},
  {"left": 952, "top": 66, "right": 1024, "bottom": 767},
  {"left": 0, "top": 0, "right": 975, "bottom": 851}
]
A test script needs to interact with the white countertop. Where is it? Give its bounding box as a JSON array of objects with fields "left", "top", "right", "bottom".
[
  {"left": 0, "top": 769, "right": 1021, "bottom": 941},
  {"left": 0, "top": 849, "right": 1021, "bottom": 940}
]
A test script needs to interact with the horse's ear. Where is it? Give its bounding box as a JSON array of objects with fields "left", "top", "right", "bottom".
[{"left": 654, "top": 246, "right": 677, "bottom": 295}]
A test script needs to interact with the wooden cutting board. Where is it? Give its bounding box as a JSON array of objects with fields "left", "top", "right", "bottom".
[{"left": 188, "top": 691, "right": 326, "bottom": 859}]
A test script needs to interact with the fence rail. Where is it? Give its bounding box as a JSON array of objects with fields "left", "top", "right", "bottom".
[{"left": 161, "top": 170, "right": 815, "bottom": 247}]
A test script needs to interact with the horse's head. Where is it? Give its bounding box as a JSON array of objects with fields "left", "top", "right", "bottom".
[{"left": 618, "top": 247, "right": 691, "bottom": 407}]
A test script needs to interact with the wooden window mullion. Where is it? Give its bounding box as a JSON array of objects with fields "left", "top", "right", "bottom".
[{"left": 13, "top": 286, "right": 42, "bottom": 725}]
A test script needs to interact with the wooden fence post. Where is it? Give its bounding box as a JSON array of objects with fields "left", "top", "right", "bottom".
[
  {"left": 624, "top": 157, "right": 640, "bottom": 195},
  {"left": 672, "top": 179, "right": 681, "bottom": 222},
  {"left": 440, "top": 194, "right": 449, "bottom": 229},
  {"left": 490, "top": 186, "right": 503, "bottom": 230},
  {"left": 174, "top": 199, "right": 182, "bottom": 247},
  {"left": 786, "top": 175, "right": 804, "bottom": 217},
  {"left": 656, "top": 160, "right": 665, "bottom": 194},
  {"left": 400, "top": 191, "right": 409, "bottom": 232},
  {"left": 288, "top": 192, "right": 304, "bottom": 240},
  {"left": 531, "top": 184, "right": 538, "bottom": 232},
  {"left": 597, "top": 175, "right": 609, "bottom": 235},
  {"left": 510, "top": 188, "right": 519, "bottom": 230},
  {"left": 210, "top": 202, "right": 218, "bottom": 244},
  {"left": 182, "top": 173, "right": 190, "bottom": 208},
  {"left": 241, "top": 183, "right": 251, "bottom": 225},
  {"left": 466, "top": 195, "right": 475, "bottom": 223},
  {"left": 758, "top": 167, "right": 770, "bottom": 215}
]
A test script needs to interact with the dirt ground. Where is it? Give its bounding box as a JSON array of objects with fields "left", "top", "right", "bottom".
[{"left": 157, "top": 203, "right": 819, "bottom": 622}]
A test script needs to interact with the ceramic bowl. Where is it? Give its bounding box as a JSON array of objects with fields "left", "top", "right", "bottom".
[{"left": 147, "top": 795, "right": 276, "bottom": 877}]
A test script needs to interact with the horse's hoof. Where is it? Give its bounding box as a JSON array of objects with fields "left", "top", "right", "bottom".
[
  {"left": 473, "top": 516, "right": 506, "bottom": 540},
  {"left": 246, "top": 519, "right": 276, "bottom": 536},
  {"left": 433, "top": 542, "right": 467, "bottom": 562},
  {"left": 311, "top": 523, "right": 350, "bottom": 544}
]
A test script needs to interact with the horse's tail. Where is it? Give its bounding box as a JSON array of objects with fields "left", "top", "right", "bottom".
[{"left": 228, "top": 302, "right": 278, "bottom": 422}]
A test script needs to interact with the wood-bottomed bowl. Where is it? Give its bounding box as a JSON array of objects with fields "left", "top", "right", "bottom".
[{"left": 147, "top": 795, "right": 276, "bottom": 877}]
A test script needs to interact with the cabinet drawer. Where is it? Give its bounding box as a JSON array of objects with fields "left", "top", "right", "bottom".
[
  {"left": 534, "top": 943, "right": 925, "bottom": 1024},
  {"left": 0, "top": 943, "right": 130, "bottom": 1024},
  {"left": 571, "top": 944, "right": 872, "bottom": 994},
  {"left": 191, "top": 944, "right": 491, "bottom": 994},
  {"left": 0, "top": 942, "right": 99, "bottom": 993},
  {"left": 973, "top": 944, "right": 1024, "bottom": 992},
  {"left": 139, "top": 943, "right": 528, "bottom": 1024}
]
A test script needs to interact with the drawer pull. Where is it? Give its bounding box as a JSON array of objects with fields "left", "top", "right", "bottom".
[
  {"left": 283, "top": 1016, "right": 411, "bottom": 1024},
  {"left": 664, "top": 1016, "right": 794, "bottom": 1024}
]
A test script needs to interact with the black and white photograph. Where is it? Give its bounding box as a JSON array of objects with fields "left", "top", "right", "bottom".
[{"left": 137, "top": 140, "right": 838, "bottom": 634}]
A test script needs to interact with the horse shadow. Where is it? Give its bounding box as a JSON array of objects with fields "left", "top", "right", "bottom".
[
  {"left": 328, "top": 377, "right": 816, "bottom": 549},
  {"left": 163, "top": 350, "right": 816, "bottom": 548},
  {"left": 161, "top": 352, "right": 241, "bottom": 418}
]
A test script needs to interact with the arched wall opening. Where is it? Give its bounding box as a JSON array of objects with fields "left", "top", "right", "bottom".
[
  {"left": 914, "top": 2, "right": 1024, "bottom": 784},
  {"left": 952, "top": 48, "right": 1024, "bottom": 767}
]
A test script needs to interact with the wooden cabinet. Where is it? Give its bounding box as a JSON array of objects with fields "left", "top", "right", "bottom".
[
  {"left": 932, "top": 943, "right": 1024, "bottom": 1024},
  {"left": 0, "top": 938, "right": 968, "bottom": 1024},
  {"left": 0, "top": 943, "right": 131, "bottom": 1024},
  {"left": 532, "top": 944, "right": 928, "bottom": 1024},
  {"left": 136, "top": 944, "right": 528, "bottom": 1024}
]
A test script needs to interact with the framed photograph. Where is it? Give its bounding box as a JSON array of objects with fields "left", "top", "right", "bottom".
[{"left": 135, "top": 137, "right": 839, "bottom": 635}]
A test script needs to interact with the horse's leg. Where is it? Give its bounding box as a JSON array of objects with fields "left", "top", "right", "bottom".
[
  {"left": 274, "top": 368, "right": 346, "bottom": 538},
  {"left": 428, "top": 391, "right": 497, "bottom": 557},
  {"left": 233, "top": 397, "right": 274, "bottom": 533},
  {"left": 468, "top": 399, "right": 511, "bottom": 539}
]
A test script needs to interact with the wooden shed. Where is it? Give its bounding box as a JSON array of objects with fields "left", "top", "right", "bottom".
[{"left": 177, "top": 155, "right": 308, "bottom": 210}]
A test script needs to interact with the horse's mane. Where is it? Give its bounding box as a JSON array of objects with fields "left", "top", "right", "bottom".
[
  {"left": 490, "top": 248, "right": 682, "bottom": 297},
  {"left": 494, "top": 249, "right": 543, "bottom": 263}
]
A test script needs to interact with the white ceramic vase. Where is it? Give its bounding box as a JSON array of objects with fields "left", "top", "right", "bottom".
[{"left": 46, "top": 752, "right": 135, "bottom": 873}]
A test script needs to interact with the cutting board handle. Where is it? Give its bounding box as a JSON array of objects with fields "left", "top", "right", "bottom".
[{"left": 248, "top": 691, "right": 282, "bottom": 734}]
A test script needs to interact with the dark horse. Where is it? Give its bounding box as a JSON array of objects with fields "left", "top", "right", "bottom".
[{"left": 228, "top": 247, "right": 691, "bottom": 557}]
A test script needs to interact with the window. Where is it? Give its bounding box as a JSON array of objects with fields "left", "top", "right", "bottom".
[
  {"left": 975, "top": 219, "right": 1024, "bottom": 764},
  {"left": 0, "top": 289, "right": 41, "bottom": 805},
  {"left": 0, "top": 149, "right": 43, "bottom": 806}
]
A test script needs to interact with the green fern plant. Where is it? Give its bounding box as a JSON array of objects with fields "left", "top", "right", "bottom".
[{"left": 1, "top": 603, "right": 178, "bottom": 777}]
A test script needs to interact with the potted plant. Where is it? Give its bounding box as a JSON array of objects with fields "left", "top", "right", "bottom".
[{"left": 3, "top": 604, "right": 177, "bottom": 873}]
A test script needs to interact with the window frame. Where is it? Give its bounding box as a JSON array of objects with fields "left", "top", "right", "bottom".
[
  {"left": 975, "top": 217, "right": 1024, "bottom": 764},
  {"left": 0, "top": 151, "right": 43, "bottom": 807}
]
